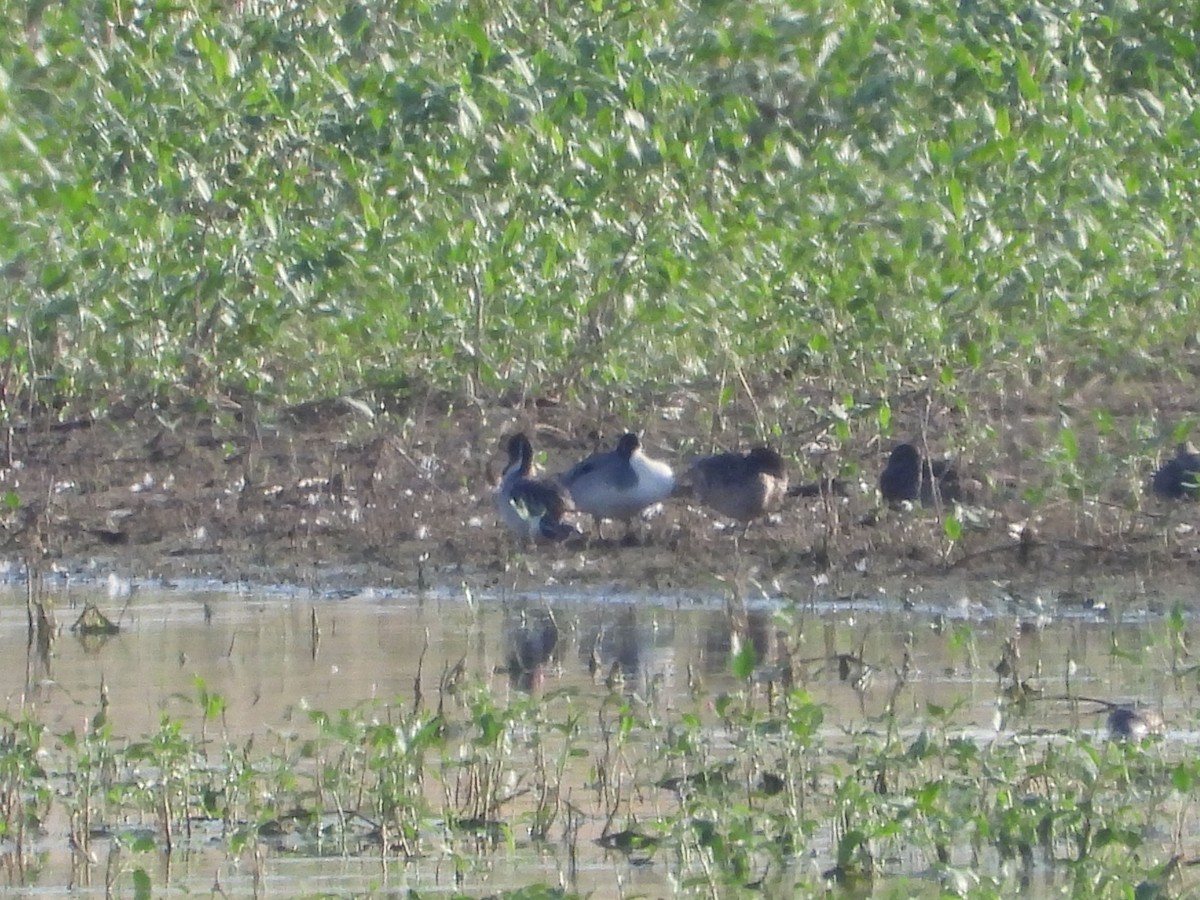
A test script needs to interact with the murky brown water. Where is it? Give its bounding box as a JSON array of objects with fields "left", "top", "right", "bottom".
[{"left": 1, "top": 574, "right": 1194, "bottom": 896}]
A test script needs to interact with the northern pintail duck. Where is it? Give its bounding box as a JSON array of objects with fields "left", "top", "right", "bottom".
[
  {"left": 560, "top": 433, "right": 675, "bottom": 539},
  {"left": 879, "top": 442, "right": 963, "bottom": 506},
  {"left": 1152, "top": 441, "right": 1200, "bottom": 499},
  {"left": 495, "top": 433, "right": 578, "bottom": 542},
  {"left": 689, "top": 447, "right": 788, "bottom": 524},
  {"left": 1106, "top": 706, "right": 1165, "bottom": 741}
]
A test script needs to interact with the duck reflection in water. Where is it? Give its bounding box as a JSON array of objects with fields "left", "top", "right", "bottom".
[
  {"left": 504, "top": 610, "right": 559, "bottom": 692},
  {"left": 579, "top": 606, "right": 677, "bottom": 695}
]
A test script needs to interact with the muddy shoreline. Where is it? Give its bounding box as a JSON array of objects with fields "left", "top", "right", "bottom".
[{"left": 3, "top": 398, "right": 1198, "bottom": 602}]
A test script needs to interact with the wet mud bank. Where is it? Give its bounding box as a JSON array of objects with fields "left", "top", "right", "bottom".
[{"left": 2, "top": 402, "right": 1198, "bottom": 604}]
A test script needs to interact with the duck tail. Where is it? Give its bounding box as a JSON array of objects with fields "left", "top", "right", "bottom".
[{"left": 540, "top": 520, "right": 580, "bottom": 542}]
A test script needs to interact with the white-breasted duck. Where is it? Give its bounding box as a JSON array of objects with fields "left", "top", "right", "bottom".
[
  {"left": 495, "top": 433, "right": 578, "bottom": 542},
  {"left": 560, "top": 432, "right": 675, "bottom": 541}
]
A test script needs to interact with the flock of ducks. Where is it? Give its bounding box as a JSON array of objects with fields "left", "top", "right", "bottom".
[
  {"left": 497, "top": 432, "right": 1200, "bottom": 544},
  {"left": 496, "top": 432, "right": 970, "bottom": 545}
]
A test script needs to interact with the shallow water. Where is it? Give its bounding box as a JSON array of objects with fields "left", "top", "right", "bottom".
[{"left": 0, "top": 574, "right": 1195, "bottom": 897}]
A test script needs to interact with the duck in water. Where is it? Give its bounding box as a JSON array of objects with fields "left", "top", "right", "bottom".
[
  {"left": 495, "top": 433, "right": 578, "bottom": 542},
  {"left": 1106, "top": 706, "right": 1165, "bottom": 741},
  {"left": 560, "top": 433, "right": 675, "bottom": 542}
]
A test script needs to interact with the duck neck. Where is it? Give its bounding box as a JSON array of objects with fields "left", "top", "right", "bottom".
[{"left": 504, "top": 442, "right": 533, "bottom": 483}]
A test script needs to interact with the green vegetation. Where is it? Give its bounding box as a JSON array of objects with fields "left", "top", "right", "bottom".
[
  {"left": 3, "top": 0, "right": 1197, "bottom": 416},
  {"left": 3, "top": 606, "right": 1198, "bottom": 898},
  {"left": 4, "top": 2, "right": 1200, "bottom": 889}
]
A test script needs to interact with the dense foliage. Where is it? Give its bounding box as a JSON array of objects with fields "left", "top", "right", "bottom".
[{"left": 2, "top": 0, "right": 1198, "bottom": 409}]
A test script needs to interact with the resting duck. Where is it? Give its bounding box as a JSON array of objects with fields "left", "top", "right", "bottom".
[
  {"left": 1152, "top": 441, "right": 1200, "bottom": 499},
  {"left": 560, "top": 433, "right": 675, "bottom": 540},
  {"left": 689, "top": 447, "right": 788, "bottom": 524},
  {"left": 879, "top": 442, "right": 963, "bottom": 506},
  {"left": 1107, "top": 706, "right": 1165, "bottom": 741},
  {"left": 495, "top": 433, "right": 578, "bottom": 542}
]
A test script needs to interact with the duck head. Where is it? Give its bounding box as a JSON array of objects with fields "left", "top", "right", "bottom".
[
  {"left": 887, "top": 443, "right": 921, "bottom": 475},
  {"left": 615, "top": 433, "right": 641, "bottom": 458},
  {"left": 746, "top": 447, "right": 787, "bottom": 478},
  {"left": 504, "top": 433, "right": 534, "bottom": 478}
]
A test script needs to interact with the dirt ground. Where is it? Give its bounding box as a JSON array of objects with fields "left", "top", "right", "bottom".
[{"left": 3, "top": 389, "right": 1198, "bottom": 603}]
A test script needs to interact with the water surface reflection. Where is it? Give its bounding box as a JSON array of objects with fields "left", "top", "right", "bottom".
[{"left": 0, "top": 580, "right": 1192, "bottom": 896}]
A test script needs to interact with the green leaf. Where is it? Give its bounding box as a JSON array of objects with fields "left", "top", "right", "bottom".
[
  {"left": 947, "top": 178, "right": 964, "bottom": 220},
  {"left": 1016, "top": 54, "right": 1041, "bottom": 103},
  {"left": 731, "top": 641, "right": 756, "bottom": 680},
  {"left": 1060, "top": 428, "right": 1079, "bottom": 463},
  {"left": 837, "top": 829, "right": 867, "bottom": 867},
  {"left": 995, "top": 106, "right": 1010, "bottom": 139},
  {"left": 133, "top": 868, "right": 152, "bottom": 900},
  {"left": 943, "top": 515, "right": 962, "bottom": 541},
  {"left": 1171, "top": 764, "right": 1195, "bottom": 794},
  {"left": 1169, "top": 603, "right": 1185, "bottom": 635},
  {"left": 461, "top": 21, "right": 491, "bottom": 66}
]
